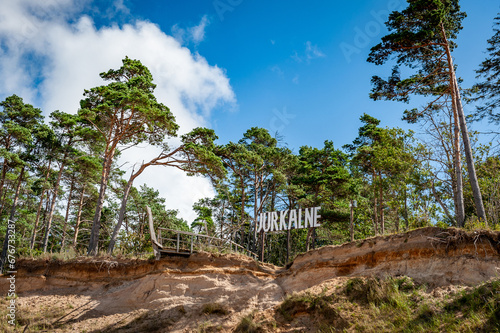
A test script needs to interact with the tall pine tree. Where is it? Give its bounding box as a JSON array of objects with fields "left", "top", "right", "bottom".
[
  {"left": 367, "top": 0, "right": 486, "bottom": 226},
  {"left": 79, "top": 57, "right": 178, "bottom": 255}
]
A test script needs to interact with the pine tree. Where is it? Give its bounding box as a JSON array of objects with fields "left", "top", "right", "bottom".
[
  {"left": 79, "top": 57, "right": 178, "bottom": 255},
  {"left": 0, "top": 95, "right": 43, "bottom": 272},
  {"left": 367, "top": 0, "right": 486, "bottom": 226}
]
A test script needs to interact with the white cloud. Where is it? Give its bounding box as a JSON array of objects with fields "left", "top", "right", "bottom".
[
  {"left": 171, "top": 23, "right": 187, "bottom": 44},
  {"left": 292, "top": 75, "right": 299, "bottom": 84},
  {"left": 112, "top": 0, "right": 130, "bottom": 15},
  {"left": 171, "top": 15, "right": 210, "bottom": 46},
  {"left": 0, "top": 0, "right": 235, "bottom": 223},
  {"left": 305, "top": 41, "right": 326, "bottom": 60},
  {"left": 189, "top": 15, "right": 210, "bottom": 44},
  {"left": 291, "top": 41, "right": 326, "bottom": 63}
]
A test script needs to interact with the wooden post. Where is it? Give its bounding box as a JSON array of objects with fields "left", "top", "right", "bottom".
[
  {"left": 286, "top": 229, "right": 290, "bottom": 264},
  {"left": 259, "top": 232, "right": 265, "bottom": 262},
  {"left": 190, "top": 235, "right": 193, "bottom": 253},
  {"left": 312, "top": 228, "right": 316, "bottom": 249},
  {"left": 176, "top": 233, "right": 180, "bottom": 253}
]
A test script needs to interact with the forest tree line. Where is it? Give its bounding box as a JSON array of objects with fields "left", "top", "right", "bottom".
[{"left": 1, "top": 1, "right": 500, "bottom": 266}]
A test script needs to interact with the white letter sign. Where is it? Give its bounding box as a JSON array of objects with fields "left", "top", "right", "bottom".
[{"left": 257, "top": 207, "right": 321, "bottom": 232}]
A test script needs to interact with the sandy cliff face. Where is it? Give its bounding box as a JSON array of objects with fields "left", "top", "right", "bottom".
[
  {"left": 279, "top": 227, "right": 500, "bottom": 292},
  {"left": 6, "top": 253, "right": 284, "bottom": 332},
  {"left": 2, "top": 227, "right": 500, "bottom": 332}
]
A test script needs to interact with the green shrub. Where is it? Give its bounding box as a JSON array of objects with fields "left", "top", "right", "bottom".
[
  {"left": 234, "top": 313, "right": 261, "bottom": 333},
  {"left": 201, "top": 302, "right": 230, "bottom": 316}
]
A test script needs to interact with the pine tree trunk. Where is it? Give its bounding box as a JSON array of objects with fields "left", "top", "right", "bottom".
[
  {"left": 450, "top": 68, "right": 465, "bottom": 226},
  {"left": 73, "top": 186, "right": 85, "bottom": 248},
  {"left": 41, "top": 191, "right": 57, "bottom": 252},
  {"left": 453, "top": 81, "right": 487, "bottom": 224},
  {"left": 306, "top": 228, "right": 313, "bottom": 252},
  {"left": 379, "top": 172, "right": 385, "bottom": 234},
  {"left": 312, "top": 228, "right": 316, "bottom": 249},
  {"left": 239, "top": 177, "right": 247, "bottom": 248},
  {"left": 404, "top": 188, "right": 409, "bottom": 231},
  {"left": 253, "top": 174, "right": 259, "bottom": 256},
  {"left": 259, "top": 230, "right": 264, "bottom": 262},
  {"left": 42, "top": 158, "right": 67, "bottom": 253},
  {"left": 30, "top": 190, "right": 46, "bottom": 249},
  {"left": 41, "top": 192, "right": 51, "bottom": 237},
  {"left": 139, "top": 213, "right": 145, "bottom": 240},
  {"left": 30, "top": 160, "right": 52, "bottom": 249},
  {"left": 373, "top": 170, "right": 379, "bottom": 235},
  {"left": 108, "top": 175, "right": 135, "bottom": 254},
  {"left": 350, "top": 200, "right": 354, "bottom": 241},
  {"left": 441, "top": 23, "right": 487, "bottom": 225},
  {"left": 88, "top": 149, "right": 115, "bottom": 255},
  {"left": 61, "top": 177, "right": 75, "bottom": 251}
]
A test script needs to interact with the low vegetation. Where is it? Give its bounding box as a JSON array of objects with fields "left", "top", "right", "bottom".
[
  {"left": 240, "top": 276, "right": 500, "bottom": 332},
  {"left": 234, "top": 312, "right": 262, "bottom": 333},
  {"left": 201, "top": 302, "right": 230, "bottom": 316},
  {"left": 0, "top": 298, "right": 70, "bottom": 332},
  {"left": 0, "top": 301, "right": 188, "bottom": 333}
]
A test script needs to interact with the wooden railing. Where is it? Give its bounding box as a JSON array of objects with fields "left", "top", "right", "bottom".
[
  {"left": 156, "top": 228, "right": 257, "bottom": 259},
  {"left": 147, "top": 206, "right": 257, "bottom": 259}
]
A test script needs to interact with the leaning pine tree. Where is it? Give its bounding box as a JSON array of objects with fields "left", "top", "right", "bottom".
[
  {"left": 106, "top": 127, "right": 226, "bottom": 254},
  {"left": 367, "top": 0, "right": 486, "bottom": 226},
  {"left": 79, "top": 57, "right": 178, "bottom": 255}
]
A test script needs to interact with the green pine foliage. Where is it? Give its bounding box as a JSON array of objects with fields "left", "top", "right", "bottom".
[{"left": 472, "top": 14, "right": 500, "bottom": 124}]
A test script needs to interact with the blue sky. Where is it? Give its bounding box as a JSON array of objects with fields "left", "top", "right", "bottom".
[
  {"left": 123, "top": 0, "right": 499, "bottom": 150},
  {"left": 0, "top": 0, "right": 498, "bottom": 221}
]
